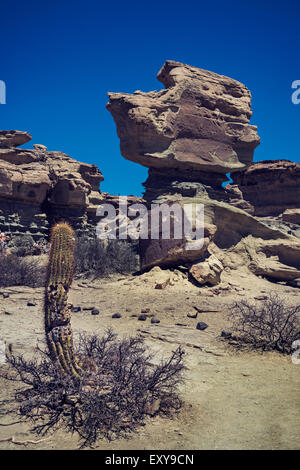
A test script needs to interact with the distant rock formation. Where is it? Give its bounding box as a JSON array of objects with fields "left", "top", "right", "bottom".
[
  {"left": 107, "top": 61, "right": 300, "bottom": 283},
  {"left": 226, "top": 159, "right": 300, "bottom": 217},
  {"left": 107, "top": 60, "right": 260, "bottom": 175},
  {"left": 0, "top": 130, "right": 104, "bottom": 240}
]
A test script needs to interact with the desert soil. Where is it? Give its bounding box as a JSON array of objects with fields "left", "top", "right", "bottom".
[{"left": 0, "top": 267, "right": 299, "bottom": 450}]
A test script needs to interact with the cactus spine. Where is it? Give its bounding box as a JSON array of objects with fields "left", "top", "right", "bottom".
[{"left": 44, "top": 222, "right": 82, "bottom": 380}]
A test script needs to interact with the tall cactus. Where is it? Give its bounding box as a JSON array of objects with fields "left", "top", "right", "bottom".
[{"left": 44, "top": 222, "right": 82, "bottom": 380}]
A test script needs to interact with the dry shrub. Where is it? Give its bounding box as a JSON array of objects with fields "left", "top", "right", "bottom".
[
  {"left": 228, "top": 293, "right": 300, "bottom": 353},
  {"left": 0, "top": 254, "right": 46, "bottom": 287},
  {"left": 75, "top": 238, "right": 139, "bottom": 277},
  {"left": 0, "top": 330, "right": 185, "bottom": 448},
  {"left": 9, "top": 235, "right": 35, "bottom": 257}
]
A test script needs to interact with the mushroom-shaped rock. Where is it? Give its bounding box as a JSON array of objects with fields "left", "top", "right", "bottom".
[{"left": 107, "top": 60, "right": 260, "bottom": 175}]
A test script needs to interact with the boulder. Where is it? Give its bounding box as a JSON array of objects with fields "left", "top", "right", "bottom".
[
  {"left": 33, "top": 144, "right": 47, "bottom": 151},
  {"left": 247, "top": 238, "right": 300, "bottom": 281},
  {"left": 151, "top": 266, "right": 171, "bottom": 289},
  {"left": 190, "top": 255, "right": 223, "bottom": 286}
]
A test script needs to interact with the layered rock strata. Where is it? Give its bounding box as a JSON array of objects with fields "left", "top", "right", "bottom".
[
  {"left": 226, "top": 160, "right": 300, "bottom": 217},
  {"left": 107, "top": 60, "right": 260, "bottom": 174},
  {"left": 0, "top": 130, "right": 104, "bottom": 240}
]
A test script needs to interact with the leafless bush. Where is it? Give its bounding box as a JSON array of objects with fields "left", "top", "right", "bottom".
[
  {"left": 0, "top": 330, "right": 185, "bottom": 448},
  {"left": 228, "top": 293, "right": 300, "bottom": 353},
  {"left": 8, "top": 235, "right": 35, "bottom": 257},
  {"left": 75, "top": 238, "right": 139, "bottom": 278},
  {"left": 0, "top": 254, "right": 46, "bottom": 287}
]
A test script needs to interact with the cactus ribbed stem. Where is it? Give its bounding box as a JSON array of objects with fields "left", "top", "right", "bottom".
[{"left": 44, "top": 222, "right": 82, "bottom": 380}]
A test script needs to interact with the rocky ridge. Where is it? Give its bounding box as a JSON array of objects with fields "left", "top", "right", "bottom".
[
  {"left": 0, "top": 62, "right": 299, "bottom": 286},
  {"left": 107, "top": 60, "right": 260, "bottom": 175},
  {"left": 225, "top": 159, "right": 300, "bottom": 238},
  {"left": 0, "top": 130, "right": 104, "bottom": 239}
]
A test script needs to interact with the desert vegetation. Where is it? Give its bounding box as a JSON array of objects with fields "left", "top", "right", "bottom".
[
  {"left": 228, "top": 293, "right": 300, "bottom": 354},
  {"left": 0, "top": 331, "right": 185, "bottom": 448},
  {"left": 0, "top": 234, "right": 139, "bottom": 288},
  {"left": 0, "top": 223, "right": 185, "bottom": 448},
  {"left": 0, "top": 254, "right": 46, "bottom": 288},
  {"left": 75, "top": 237, "right": 139, "bottom": 277}
]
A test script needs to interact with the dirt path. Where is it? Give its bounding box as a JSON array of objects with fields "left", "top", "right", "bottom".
[{"left": 0, "top": 271, "right": 299, "bottom": 450}]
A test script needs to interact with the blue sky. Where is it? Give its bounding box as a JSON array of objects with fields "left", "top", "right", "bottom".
[{"left": 0, "top": 0, "right": 299, "bottom": 196}]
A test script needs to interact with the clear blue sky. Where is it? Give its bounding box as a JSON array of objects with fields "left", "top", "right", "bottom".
[{"left": 0, "top": 0, "right": 299, "bottom": 196}]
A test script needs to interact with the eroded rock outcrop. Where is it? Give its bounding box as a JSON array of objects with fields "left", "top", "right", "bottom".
[
  {"left": 226, "top": 160, "right": 300, "bottom": 217},
  {"left": 0, "top": 130, "right": 32, "bottom": 148},
  {"left": 107, "top": 61, "right": 300, "bottom": 284},
  {"left": 107, "top": 60, "right": 260, "bottom": 175},
  {"left": 0, "top": 130, "right": 104, "bottom": 239},
  {"left": 282, "top": 209, "right": 300, "bottom": 225}
]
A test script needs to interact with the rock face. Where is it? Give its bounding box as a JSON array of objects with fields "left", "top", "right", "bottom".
[
  {"left": 107, "top": 61, "right": 300, "bottom": 284},
  {"left": 0, "top": 131, "right": 104, "bottom": 240},
  {"left": 282, "top": 209, "right": 300, "bottom": 225},
  {"left": 0, "top": 130, "right": 32, "bottom": 148},
  {"left": 226, "top": 160, "right": 300, "bottom": 217},
  {"left": 107, "top": 60, "right": 260, "bottom": 176}
]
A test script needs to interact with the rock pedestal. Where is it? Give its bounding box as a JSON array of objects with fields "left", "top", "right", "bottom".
[{"left": 226, "top": 159, "right": 300, "bottom": 217}]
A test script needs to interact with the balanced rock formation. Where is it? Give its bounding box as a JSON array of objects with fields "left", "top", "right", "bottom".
[
  {"left": 107, "top": 60, "right": 260, "bottom": 176},
  {"left": 0, "top": 130, "right": 104, "bottom": 239},
  {"left": 107, "top": 61, "right": 300, "bottom": 284}
]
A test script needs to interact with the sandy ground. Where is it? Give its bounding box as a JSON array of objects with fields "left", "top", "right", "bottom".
[{"left": 0, "top": 268, "right": 299, "bottom": 450}]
